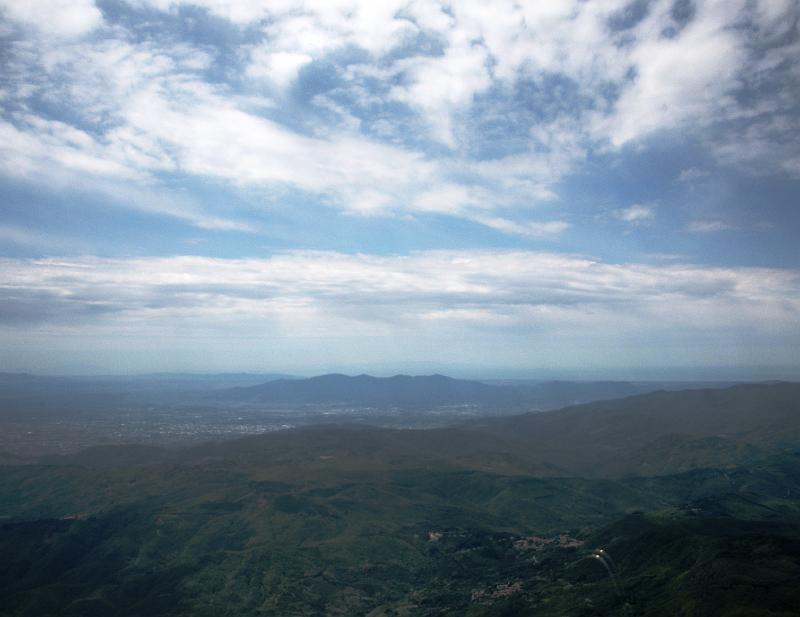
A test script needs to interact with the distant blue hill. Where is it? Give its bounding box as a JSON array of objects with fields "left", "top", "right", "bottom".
[
  {"left": 210, "top": 373, "right": 511, "bottom": 406},
  {"left": 208, "top": 373, "right": 738, "bottom": 408}
]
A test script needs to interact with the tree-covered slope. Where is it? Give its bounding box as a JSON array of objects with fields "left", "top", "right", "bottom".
[
  {"left": 2, "top": 383, "right": 800, "bottom": 615},
  {"left": 2, "top": 453, "right": 800, "bottom": 616}
]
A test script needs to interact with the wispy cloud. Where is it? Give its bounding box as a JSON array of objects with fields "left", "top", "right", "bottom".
[
  {"left": 642, "top": 253, "right": 689, "bottom": 262},
  {"left": 472, "top": 217, "right": 569, "bottom": 238},
  {"left": 687, "top": 220, "right": 738, "bottom": 233},
  {"left": 1, "top": 0, "right": 797, "bottom": 238},
  {"left": 0, "top": 224, "right": 68, "bottom": 251},
  {"left": 677, "top": 168, "right": 711, "bottom": 183},
  {"left": 614, "top": 204, "right": 655, "bottom": 224}
]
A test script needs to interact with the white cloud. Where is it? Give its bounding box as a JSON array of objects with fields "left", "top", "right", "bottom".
[
  {"left": 412, "top": 185, "right": 476, "bottom": 215},
  {"left": 642, "top": 253, "right": 689, "bottom": 262},
  {"left": 0, "top": 110, "right": 256, "bottom": 232},
  {"left": 2, "top": 0, "right": 798, "bottom": 240},
  {"left": 390, "top": 34, "right": 492, "bottom": 146},
  {"left": 599, "top": 1, "right": 747, "bottom": 146},
  {"left": 614, "top": 204, "right": 655, "bottom": 223},
  {"left": 140, "top": 98, "right": 437, "bottom": 213},
  {"left": 471, "top": 148, "right": 578, "bottom": 202},
  {"left": 0, "top": 33, "right": 574, "bottom": 230},
  {"left": 113, "top": 0, "right": 798, "bottom": 163},
  {"left": 0, "top": 0, "right": 103, "bottom": 37},
  {"left": 208, "top": 1, "right": 419, "bottom": 92},
  {"left": 472, "top": 217, "right": 569, "bottom": 238},
  {"left": 245, "top": 50, "right": 313, "bottom": 89},
  {"left": 0, "top": 113, "right": 147, "bottom": 179},
  {"left": 0, "top": 37, "right": 439, "bottom": 218},
  {"left": 127, "top": 0, "right": 274, "bottom": 24}
]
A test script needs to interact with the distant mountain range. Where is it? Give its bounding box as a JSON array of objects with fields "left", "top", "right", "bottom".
[
  {"left": 0, "top": 370, "right": 741, "bottom": 417},
  {"left": 209, "top": 373, "right": 511, "bottom": 406},
  {"left": 208, "top": 372, "right": 737, "bottom": 409}
]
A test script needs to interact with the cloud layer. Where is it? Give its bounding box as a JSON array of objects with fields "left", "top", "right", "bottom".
[{"left": 3, "top": 252, "right": 798, "bottom": 360}]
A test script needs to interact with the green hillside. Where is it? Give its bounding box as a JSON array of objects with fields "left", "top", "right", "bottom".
[{"left": 2, "top": 383, "right": 800, "bottom": 615}]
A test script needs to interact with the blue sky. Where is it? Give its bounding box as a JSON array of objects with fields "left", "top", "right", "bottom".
[{"left": 1, "top": 0, "right": 799, "bottom": 378}]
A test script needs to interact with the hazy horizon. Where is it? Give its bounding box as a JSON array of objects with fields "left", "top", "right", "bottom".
[{"left": 2, "top": 364, "right": 798, "bottom": 383}]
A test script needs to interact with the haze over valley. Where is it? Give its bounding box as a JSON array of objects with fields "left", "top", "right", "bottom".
[{"left": 0, "top": 371, "right": 738, "bottom": 459}]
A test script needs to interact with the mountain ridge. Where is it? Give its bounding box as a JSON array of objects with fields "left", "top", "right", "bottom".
[{"left": 209, "top": 372, "right": 515, "bottom": 406}]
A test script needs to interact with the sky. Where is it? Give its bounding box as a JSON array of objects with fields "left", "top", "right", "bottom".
[{"left": 0, "top": 0, "right": 799, "bottom": 378}]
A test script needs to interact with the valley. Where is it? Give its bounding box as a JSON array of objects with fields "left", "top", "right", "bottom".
[{"left": 1, "top": 380, "right": 799, "bottom": 615}]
